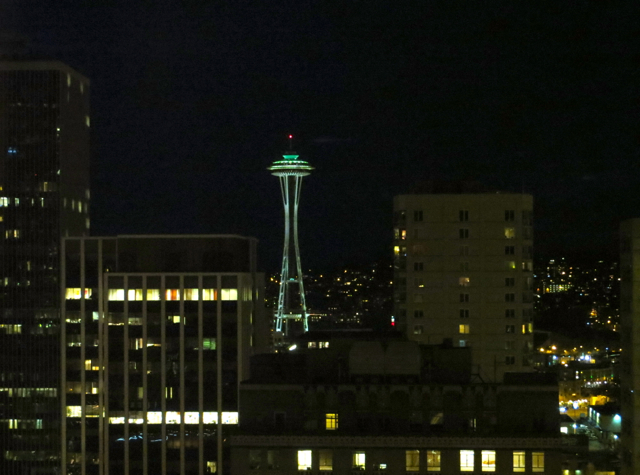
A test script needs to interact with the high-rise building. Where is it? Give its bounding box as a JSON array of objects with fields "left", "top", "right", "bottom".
[
  {"left": 268, "top": 142, "right": 313, "bottom": 338},
  {"left": 393, "top": 186, "right": 534, "bottom": 382},
  {"left": 0, "top": 59, "right": 90, "bottom": 474},
  {"left": 619, "top": 219, "right": 640, "bottom": 474},
  {"left": 61, "top": 235, "right": 267, "bottom": 475}
]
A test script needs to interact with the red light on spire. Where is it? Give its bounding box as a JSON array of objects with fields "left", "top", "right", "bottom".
[{"left": 288, "top": 135, "right": 293, "bottom": 139}]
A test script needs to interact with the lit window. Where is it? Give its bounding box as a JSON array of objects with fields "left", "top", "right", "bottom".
[
  {"left": 85, "top": 115, "right": 90, "bottom": 127},
  {"left": 185, "top": 412, "right": 198, "bottom": 424},
  {"left": 85, "top": 359, "right": 99, "bottom": 371},
  {"left": 319, "top": 341, "right": 330, "bottom": 348},
  {"left": 308, "top": 342, "right": 317, "bottom": 348},
  {"left": 406, "top": 450, "right": 420, "bottom": 471},
  {"left": 202, "top": 289, "right": 217, "bottom": 300},
  {"left": 165, "top": 289, "right": 180, "bottom": 300},
  {"left": 414, "top": 325, "right": 423, "bottom": 335},
  {"left": 221, "top": 288, "right": 237, "bottom": 300},
  {"left": 505, "top": 227, "right": 516, "bottom": 239},
  {"left": 326, "top": 413, "right": 338, "bottom": 430},
  {"left": 459, "top": 277, "right": 470, "bottom": 287},
  {"left": 0, "top": 324, "right": 22, "bottom": 334},
  {"left": 481, "top": 450, "right": 495, "bottom": 472},
  {"left": 127, "top": 289, "right": 143, "bottom": 301},
  {"left": 506, "top": 260, "right": 516, "bottom": 270},
  {"left": 297, "top": 450, "right": 312, "bottom": 471},
  {"left": 319, "top": 449, "right": 333, "bottom": 471},
  {"left": 66, "top": 406, "right": 82, "bottom": 417},
  {"left": 184, "top": 289, "right": 199, "bottom": 300},
  {"left": 513, "top": 451, "right": 525, "bottom": 472},
  {"left": 460, "top": 450, "right": 474, "bottom": 471},
  {"left": 202, "top": 338, "right": 216, "bottom": 350},
  {"left": 459, "top": 324, "right": 470, "bottom": 334},
  {"left": 532, "top": 452, "right": 544, "bottom": 472},
  {"left": 146, "top": 289, "right": 160, "bottom": 300},
  {"left": 108, "top": 289, "right": 125, "bottom": 301},
  {"left": 207, "top": 461, "right": 217, "bottom": 474},
  {"left": 0, "top": 197, "right": 8, "bottom": 206},
  {"left": 427, "top": 450, "right": 441, "bottom": 472},
  {"left": 459, "top": 340, "right": 467, "bottom": 347},
  {"left": 166, "top": 412, "right": 181, "bottom": 424},
  {"left": 353, "top": 452, "right": 366, "bottom": 470},
  {"left": 221, "top": 412, "right": 238, "bottom": 424}
]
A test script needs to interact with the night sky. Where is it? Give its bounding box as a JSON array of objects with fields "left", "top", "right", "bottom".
[{"left": 2, "top": 2, "right": 637, "bottom": 271}]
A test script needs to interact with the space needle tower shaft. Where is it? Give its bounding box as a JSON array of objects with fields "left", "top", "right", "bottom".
[{"left": 268, "top": 136, "right": 313, "bottom": 335}]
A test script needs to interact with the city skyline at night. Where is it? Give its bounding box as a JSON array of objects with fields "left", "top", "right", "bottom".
[{"left": 0, "top": 2, "right": 635, "bottom": 272}]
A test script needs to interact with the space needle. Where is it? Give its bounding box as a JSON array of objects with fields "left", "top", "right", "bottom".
[{"left": 268, "top": 136, "right": 313, "bottom": 337}]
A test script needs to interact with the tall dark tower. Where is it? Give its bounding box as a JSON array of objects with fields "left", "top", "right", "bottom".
[
  {"left": 0, "top": 59, "right": 90, "bottom": 474},
  {"left": 268, "top": 137, "right": 313, "bottom": 337}
]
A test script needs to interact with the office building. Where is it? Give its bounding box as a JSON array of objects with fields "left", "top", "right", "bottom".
[
  {"left": 393, "top": 184, "right": 534, "bottom": 382},
  {"left": 231, "top": 332, "right": 562, "bottom": 474},
  {"left": 61, "top": 235, "right": 267, "bottom": 475},
  {"left": 619, "top": 219, "right": 640, "bottom": 474},
  {"left": 0, "top": 59, "right": 90, "bottom": 474}
]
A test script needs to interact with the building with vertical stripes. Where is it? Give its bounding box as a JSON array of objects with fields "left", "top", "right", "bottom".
[
  {"left": 393, "top": 184, "right": 534, "bottom": 382},
  {"left": 620, "top": 219, "right": 640, "bottom": 475},
  {"left": 61, "top": 235, "right": 267, "bottom": 475},
  {"left": 0, "top": 59, "right": 90, "bottom": 475}
]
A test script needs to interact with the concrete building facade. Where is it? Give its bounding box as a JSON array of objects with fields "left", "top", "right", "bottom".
[
  {"left": 61, "top": 235, "right": 267, "bottom": 475},
  {"left": 393, "top": 188, "right": 534, "bottom": 382},
  {"left": 619, "top": 219, "right": 640, "bottom": 474},
  {"left": 231, "top": 334, "right": 564, "bottom": 474}
]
